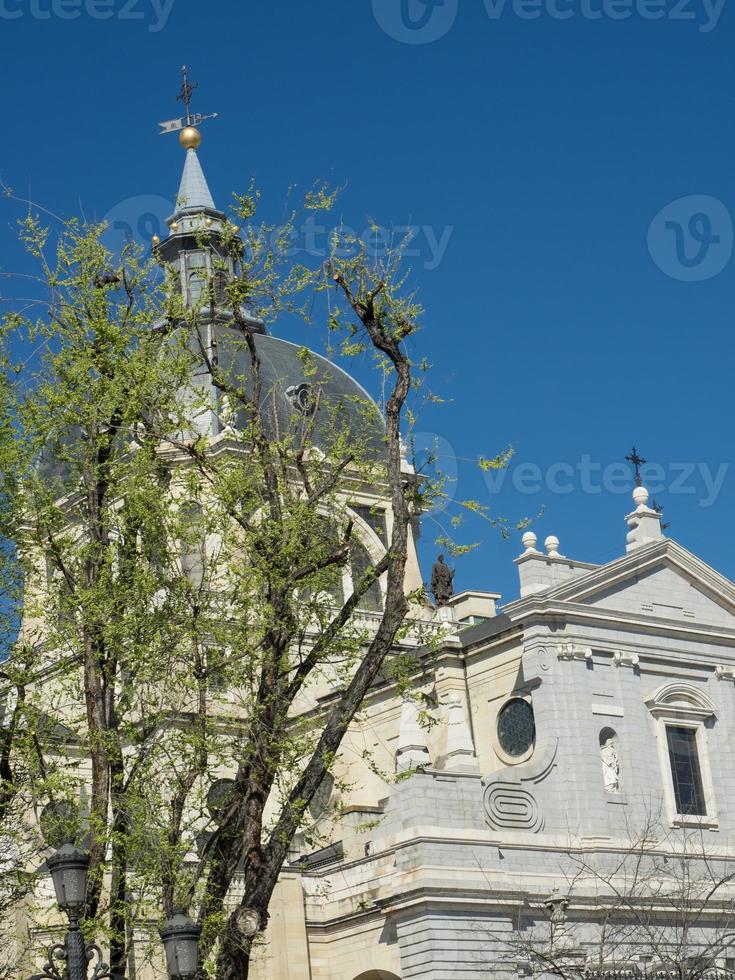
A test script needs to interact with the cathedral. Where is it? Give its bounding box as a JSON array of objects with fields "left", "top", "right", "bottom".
[{"left": 17, "top": 115, "right": 735, "bottom": 980}]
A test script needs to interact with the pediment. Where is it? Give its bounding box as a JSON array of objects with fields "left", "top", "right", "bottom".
[{"left": 543, "top": 540, "right": 735, "bottom": 629}]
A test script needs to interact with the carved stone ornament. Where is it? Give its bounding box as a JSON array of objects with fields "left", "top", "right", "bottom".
[{"left": 286, "top": 382, "right": 318, "bottom": 418}]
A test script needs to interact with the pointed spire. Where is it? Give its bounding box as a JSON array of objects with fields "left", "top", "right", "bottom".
[{"left": 176, "top": 148, "right": 216, "bottom": 215}]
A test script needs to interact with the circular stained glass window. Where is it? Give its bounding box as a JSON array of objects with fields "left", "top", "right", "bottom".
[{"left": 497, "top": 698, "right": 536, "bottom": 757}]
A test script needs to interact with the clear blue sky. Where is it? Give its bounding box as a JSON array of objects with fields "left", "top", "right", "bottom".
[{"left": 2, "top": 0, "right": 733, "bottom": 602}]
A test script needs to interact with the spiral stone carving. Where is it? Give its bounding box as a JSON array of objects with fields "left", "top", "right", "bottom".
[{"left": 484, "top": 783, "right": 544, "bottom": 833}]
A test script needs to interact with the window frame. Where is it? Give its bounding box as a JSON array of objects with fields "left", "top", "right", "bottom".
[
  {"left": 493, "top": 694, "right": 536, "bottom": 766},
  {"left": 343, "top": 504, "right": 388, "bottom": 614},
  {"left": 665, "top": 724, "right": 707, "bottom": 817},
  {"left": 646, "top": 683, "right": 718, "bottom": 828}
]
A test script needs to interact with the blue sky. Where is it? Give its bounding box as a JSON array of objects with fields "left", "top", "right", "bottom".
[{"left": 1, "top": 0, "right": 734, "bottom": 602}]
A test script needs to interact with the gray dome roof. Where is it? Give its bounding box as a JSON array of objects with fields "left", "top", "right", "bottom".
[
  {"left": 36, "top": 328, "right": 385, "bottom": 487},
  {"left": 210, "top": 331, "right": 385, "bottom": 455}
]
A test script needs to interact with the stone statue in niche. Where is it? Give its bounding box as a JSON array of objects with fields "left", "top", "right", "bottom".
[
  {"left": 431, "top": 554, "right": 455, "bottom": 607},
  {"left": 600, "top": 734, "right": 620, "bottom": 794}
]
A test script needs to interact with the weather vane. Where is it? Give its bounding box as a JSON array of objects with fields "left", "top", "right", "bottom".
[
  {"left": 158, "top": 65, "right": 219, "bottom": 149},
  {"left": 625, "top": 445, "right": 647, "bottom": 487}
]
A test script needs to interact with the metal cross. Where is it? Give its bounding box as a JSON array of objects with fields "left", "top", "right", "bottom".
[
  {"left": 158, "top": 66, "right": 219, "bottom": 137},
  {"left": 176, "top": 64, "right": 198, "bottom": 126},
  {"left": 625, "top": 446, "right": 647, "bottom": 486}
]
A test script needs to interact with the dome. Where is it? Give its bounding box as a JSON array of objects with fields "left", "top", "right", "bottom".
[
  {"left": 36, "top": 327, "right": 385, "bottom": 488},
  {"left": 205, "top": 329, "right": 385, "bottom": 456}
]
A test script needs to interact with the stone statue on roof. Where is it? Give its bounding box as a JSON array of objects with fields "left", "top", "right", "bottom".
[{"left": 431, "top": 554, "right": 455, "bottom": 607}]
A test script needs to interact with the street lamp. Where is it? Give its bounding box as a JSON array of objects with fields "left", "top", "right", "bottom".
[
  {"left": 32, "top": 846, "right": 200, "bottom": 980},
  {"left": 31, "top": 844, "right": 111, "bottom": 980},
  {"left": 158, "top": 909, "right": 200, "bottom": 980},
  {"left": 46, "top": 844, "right": 89, "bottom": 915}
]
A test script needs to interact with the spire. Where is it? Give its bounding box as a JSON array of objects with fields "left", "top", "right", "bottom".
[
  {"left": 176, "top": 148, "right": 216, "bottom": 214},
  {"left": 158, "top": 65, "right": 222, "bottom": 223},
  {"left": 153, "top": 67, "right": 264, "bottom": 335}
]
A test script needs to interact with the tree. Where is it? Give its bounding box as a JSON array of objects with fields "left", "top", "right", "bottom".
[
  {"left": 508, "top": 813, "right": 735, "bottom": 980},
  {"left": 0, "top": 188, "right": 508, "bottom": 978}
]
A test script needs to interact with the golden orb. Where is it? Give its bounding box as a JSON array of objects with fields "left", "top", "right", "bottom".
[{"left": 179, "top": 126, "right": 202, "bottom": 150}]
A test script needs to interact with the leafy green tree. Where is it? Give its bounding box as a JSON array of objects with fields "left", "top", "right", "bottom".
[{"left": 0, "top": 187, "right": 514, "bottom": 979}]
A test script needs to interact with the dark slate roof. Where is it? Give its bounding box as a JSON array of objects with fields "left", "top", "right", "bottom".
[
  {"left": 215, "top": 330, "right": 385, "bottom": 456},
  {"left": 457, "top": 612, "right": 515, "bottom": 649},
  {"left": 36, "top": 326, "right": 385, "bottom": 487}
]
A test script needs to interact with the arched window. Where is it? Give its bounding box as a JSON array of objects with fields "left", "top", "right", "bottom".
[
  {"left": 213, "top": 269, "right": 228, "bottom": 304},
  {"left": 349, "top": 539, "right": 383, "bottom": 612},
  {"left": 188, "top": 270, "right": 206, "bottom": 303},
  {"left": 308, "top": 519, "right": 384, "bottom": 612},
  {"left": 645, "top": 682, "right": 717, "bottom": 826},
  {"left": 353, "top": 972, "right": 401, "bottom": 980}
]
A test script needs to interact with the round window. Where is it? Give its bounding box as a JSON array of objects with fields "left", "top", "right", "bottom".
[
  {"left": 207, "top": 778, "right": 236, "bottom": 825},
  {"left": 497, "top": 698, "right": 536, "bottom": 757}
]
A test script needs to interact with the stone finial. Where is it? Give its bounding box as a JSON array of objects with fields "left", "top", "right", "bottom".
[
  {"left": 625, "top": 485, "right": 663, "bottom": 552},
  {"left": 521, "top": 531, "right": 539, "bottom": 555},
  {"left": 395, "top": 697, "right": 431, "bottom": 774},
  {"left": 544, "top": 535, "right": 561, "bottom": 558},
  {"left": 632, "top": 485, "right": 650, "bottom": 510}
]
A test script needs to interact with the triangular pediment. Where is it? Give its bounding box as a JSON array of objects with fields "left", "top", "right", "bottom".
[{"left": 541, "top": 540, "right": 735, "bottom": 628}]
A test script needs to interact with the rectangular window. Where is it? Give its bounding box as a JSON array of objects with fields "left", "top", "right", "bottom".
[{"left": 666, "top": 725, "right": 706, "bottom": 816}]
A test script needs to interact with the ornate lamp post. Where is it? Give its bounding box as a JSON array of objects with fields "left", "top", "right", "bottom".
[
  {"left": 31, "top": 844, "right": 111, "bottom": 980},
  {"left": 158, "top": 909, "right": 200, "bottom": 980},
  {"left": 31, "top": 845, "right": 200, "bottom": 980}
]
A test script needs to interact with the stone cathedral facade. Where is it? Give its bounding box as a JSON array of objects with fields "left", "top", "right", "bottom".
[
  {"left": 269, "top": 483, "right": 735, "bottom": 980},
  {"left": 19, "top": 135, "right": 735, "bottom": 980}
]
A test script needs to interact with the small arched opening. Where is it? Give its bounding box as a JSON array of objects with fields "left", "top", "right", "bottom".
[{"left": 353, "top": 972, "right": 402, "bottom": 980}]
